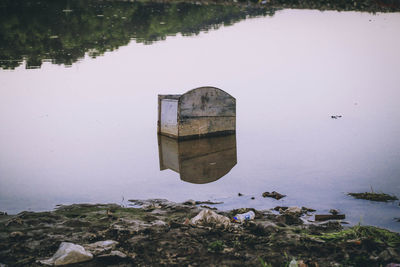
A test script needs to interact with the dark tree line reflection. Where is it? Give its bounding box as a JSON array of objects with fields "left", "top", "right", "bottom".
[
  {"left": 1, "top": 0, "right": 398, "bottom": 70},
  {"left": 0, "top": 0, "right": 272, "bottom": 69}
]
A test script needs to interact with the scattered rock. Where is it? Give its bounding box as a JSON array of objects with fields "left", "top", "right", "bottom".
[
  {"left": 262, "top": 191, "right": 286, "bottom": 200},
  {"left": 40, "top": 242, "right": 93, "bottom": 266},
  {"left": 183, "top": 199, "right": 196, "bottom": 205},
  {"left": 379, "top": 248, "right": 399, "bottom": 262},
  {"left": 1, "top": 200, "right": 399, "bottom": 266},
  {"left": 0, "top": 211, "right": 7, "bottom": 216},
  {"left": 98, "top": 250, "right": 127, "bottom": 259},
  {"left": 9, "top": 231, "right": 24, "bottom": 239},
  {"left": 284, "top": 207, "right": 303, "bottom": 215},
  {"left": 5, "top": 217, "right": 23, "bottom": 227},
  {"left": 302, "top": 207, "right": 316, "bottom": 213},
  {"left": 273, "top": 206, "right": 288, "bottom": 212},
  {"left": 190, "top": 209, "right": 230, "bottom": 228},
  {"left": 84, "top": 240, "right": 118, "bottom": 255},
  {"left": 329, "top": 209, "right": 339, "bottom": 215}
]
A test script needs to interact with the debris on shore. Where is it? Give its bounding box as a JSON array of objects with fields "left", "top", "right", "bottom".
[
  {"left": 348, "top": 192, "right": 398, "bottom": 202},
  {"left": 1, "top": 199, "right": 400, "bottom": 266}
]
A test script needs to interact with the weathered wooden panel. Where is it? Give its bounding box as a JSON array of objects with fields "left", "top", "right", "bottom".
[
  {"left": 179, "top": 87, "right": 235, "bottom": 118},
  {"left": 178, "top": 117, "right": 235, "bottom": 138},
  {"left": 160, "top": 99, "right": 178, "bottom": 137},
  {"left": 158, "top": 134, "right": 237, "bottom": 184}
]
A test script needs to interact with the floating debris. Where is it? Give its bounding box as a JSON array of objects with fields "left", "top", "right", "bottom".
[
  {"left": 348, "top": 192, "right": 398, "bottom": 202},
  {"left": 331, "top": 115, "right": 342, "bottom": 119}
]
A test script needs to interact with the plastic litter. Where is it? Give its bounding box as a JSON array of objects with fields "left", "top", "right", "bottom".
[
  {"left": 233, "top": 211, "right": 255, "bottom": 222},
  {"left": 40, "top": 242, "right": 93, "bottom": 266},
  {"left": 191, "top": 209, "right": 231, "bottom": 228}
]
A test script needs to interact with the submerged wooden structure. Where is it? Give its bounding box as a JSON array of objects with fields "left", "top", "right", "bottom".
[
  {"left": 157, "top": 87, "right": 236, "bottom": 139},
  {"left": 158, "top": 134, "right": 237, "bottom": 184}
]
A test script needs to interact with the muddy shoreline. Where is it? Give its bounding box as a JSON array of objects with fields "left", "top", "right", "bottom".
[{"left": 1, "top": 199, "right": 399, "bottom": 266}]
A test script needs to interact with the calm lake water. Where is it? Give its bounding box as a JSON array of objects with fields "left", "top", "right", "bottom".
[{"left": 1, "top": 2, "right": 400, "bottom": 231}]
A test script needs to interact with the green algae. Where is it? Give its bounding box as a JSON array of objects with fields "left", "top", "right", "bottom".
[
  {"left": 309, "top": 225, "right": 400, "bottom": 247},
  {"left": 348, "top": 192, "right": 398, "bottom": 202}
]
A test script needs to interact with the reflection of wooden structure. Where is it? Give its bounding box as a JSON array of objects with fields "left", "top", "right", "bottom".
[
  {"left": 158, "top": 87, "right": 236, "bottom": 140},
  {"left": 158, "top": 134, "right": 237, "bottom": 184}
]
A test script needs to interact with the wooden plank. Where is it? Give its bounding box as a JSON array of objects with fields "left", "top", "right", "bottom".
[{"left": 315, "top": 214, "right": 346, "bottom": 221}]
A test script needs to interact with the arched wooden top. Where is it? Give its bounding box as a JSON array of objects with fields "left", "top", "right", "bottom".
[{"left": 179, "top": 86, "right": 236, "bottom": 118}]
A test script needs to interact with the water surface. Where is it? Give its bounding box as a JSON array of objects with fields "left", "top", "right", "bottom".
[{"left": 1, "top": 4, "right": 400, "bottom": 231}]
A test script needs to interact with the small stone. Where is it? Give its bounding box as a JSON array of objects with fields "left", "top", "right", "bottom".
[
  {"left": 152, "top": 220, "right": 167, "bottom": 227},
  {"left": 251, "top": 197, "right": 255, "bottom": 200},
  {"left": 98, "top": 250, "right": 127, "bottom": 258},
  {"left": 183, "top": 199, "right": 196, "bottom": 205},
  {"left": 84, "top": 240, "right": 118, "bottom": 255},
  {"left": 262, "top": 191, "right": 286, "bottom": 200},
  {"left": 9, "top": 231, "right": 24, "bottom": 239},
  {"left": 285, "top": 207, "right": 303, "bottom": 215},
  {"left": 238, "top": 193, "right": 243, "bottom": 196},
  {"left": 273, "top": 206, "right": 288, "bottom": 211},
  {"left": 329, "top": 209, "right": 339, "bottom": 215},
  {"left": 302, "top": 207, "right": 316, "bottom": 212}
]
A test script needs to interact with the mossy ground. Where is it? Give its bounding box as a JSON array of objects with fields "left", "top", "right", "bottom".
[{"left": 0, "top": 200, "right": 399, "bottom": 266}]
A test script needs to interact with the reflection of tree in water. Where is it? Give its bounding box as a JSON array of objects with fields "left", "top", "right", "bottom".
[
  {"left": 1, "top": 0, "right": 398, "bottom": 70},
  {"left": 0, "top": 0, "right": 272, "bottom": 69}
]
